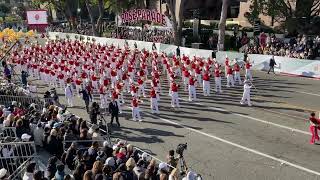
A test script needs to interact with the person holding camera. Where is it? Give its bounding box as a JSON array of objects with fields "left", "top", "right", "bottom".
[{"left": 89, "top": 102, "right": 100, "bottom": 125}]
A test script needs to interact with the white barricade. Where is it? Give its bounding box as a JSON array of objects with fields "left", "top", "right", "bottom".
[
  {"left": 0, "top": 95, "right": 45, "bottom": 109},
  {"left": 0, "top": 141, "right": 37, "bottom": 179},
  {"left": 0, "top": 127, "right": 17, "bottom": 139}
]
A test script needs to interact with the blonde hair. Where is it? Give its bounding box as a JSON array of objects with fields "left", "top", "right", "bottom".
[
  {"left": 50, "top": 129, "right": 57, "bottom": 136},
  {"left": 125, "top": 157, "right": 136, "bottom": 171},
  {"left": 149, "top": 159, "right": 156, "bottom": 167},
  {"left": 83, "top": 170, "right": 93, "bottom": 180},
  {"left": 92, "top": 161, "right": 103, "bottom": 175},
  {"left": 126, "top": 144, "right": 133, "bottom": 152}
]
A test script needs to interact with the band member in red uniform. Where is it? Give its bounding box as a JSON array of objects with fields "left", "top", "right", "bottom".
[
  {"left": 75, "top": 78, "right": 82, "bottom": 97},
  {"left": 194, "top": 66, "right": 202, "bottom": 87},
  {"left": 44, "top": 68, "right": 50, "bottom": 84},
  {"left": 214, "top": 67, "right": 223, "bottom": 93},
  {"left": 116, "top": 81, "right": 125, "bottom": 104},
  {"left": 150, "top": 87, "right": 159, "bottom": 114},
  {"left": 245, "top": 59, "right": 253, "bottom": 80},
  {"left": 233, "top": 62, "right": 242, "bottom": 85},
  {"left": 122, "top": 71, "right": 130, "bottom": 93},
  {"left": 58, "top": 72, "right": 65, "bottom": 89},
  {"left": 188, "top": 76, "right": 197, "bottom": 101},
  {"left": 137, "top": 77, "right": 146, "bottom": 97},
  {"left": 183, "top": 69, "right": 190, "bottom": 91},
  {"left": 91, "top": 74, "right": 98, "bottom": 90},
  {"left": 202, "top": 71, "right": 211, "bottom": 96},
  {"left": 308, "top": 112, "right": 320, "bottom": 144},
  {"left": 131, "top": 97, "right": 142, "bottom": 122},
  {"left": 112, "top": 90, "right": 122, "bottom": 114},
  {"left": 50, "top": 70, "right": 57, "bottom": 87},
  {"left": 110, "top": 68, "right": 117, "bottom": 88},
  {"left": 171, "top": 81, "right": 180, "bottom": 108},
  {"left": 226, "top": 65, "right": 235, "bottom": 87},
  {"left": 99, "top": 84, "right": 108, "bottom": 109}
]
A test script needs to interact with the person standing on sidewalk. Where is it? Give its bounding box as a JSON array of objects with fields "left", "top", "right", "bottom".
[
  {"left": 79, "top": 86, "right": 90, "bottom": 113},
  {"left": 268, "top": 56, "right": 276, "bottom": 74},
  {"left": 109, "top": 97, "right": 120, "bottom": 127},
  {"left": 64, "top": 84, "right": 74, "bottom": 107}
]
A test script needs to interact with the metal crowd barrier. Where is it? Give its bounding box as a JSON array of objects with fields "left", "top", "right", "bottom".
[
  {"left": 0, "top": 95, "right": 46, "bottom": 110},
  {"left": 0, "top": 141, "right": 37, "bottom": 179},
  {"left": 0, "top": 127, "right": 17, "bottom": 139}
]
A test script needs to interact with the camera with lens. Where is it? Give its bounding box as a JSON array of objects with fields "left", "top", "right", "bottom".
[{"left": 176, "top": 143, "right": 187, "bottom": 157}]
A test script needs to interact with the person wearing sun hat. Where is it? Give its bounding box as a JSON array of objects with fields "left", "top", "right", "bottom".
[
  {"left": 0, "top": 168, "right": 9, "bottom": 180},
  {"left": 158, "top": 162, "right": 169, "bottom": 180}
]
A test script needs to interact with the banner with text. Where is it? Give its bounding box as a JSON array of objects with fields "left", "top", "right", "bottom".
[{"left": 119, "top": 9, "right": 172, "bottom": 27}]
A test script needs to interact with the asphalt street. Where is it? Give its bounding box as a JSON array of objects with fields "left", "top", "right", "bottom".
[{"left": 30, "top": 69, "right": 320, "bottom": 180}]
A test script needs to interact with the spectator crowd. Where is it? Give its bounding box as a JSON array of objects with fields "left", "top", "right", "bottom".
[
  {"left": 48, "top": 23, "right": 94, "bottom": 36},
  {"left": 0, "top": 70, "right": 199, "bottom": 180},
  {"left": 239, "top": 33, "right": 320, "bottom": 60},
  {"left": 111, "top": 27, "right": 173, "bottom": 44}
]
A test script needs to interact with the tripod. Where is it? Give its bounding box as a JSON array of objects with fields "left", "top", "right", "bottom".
[
  {"left": 178, "top": 154, "right": 188, "bottom": 176},
  {"left": 98, "top": 113, "right": 112, "bottom": 146}
]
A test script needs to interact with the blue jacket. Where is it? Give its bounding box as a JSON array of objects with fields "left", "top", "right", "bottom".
[{"left": 79, "top": 89, "right": 90, "bottom": 101}]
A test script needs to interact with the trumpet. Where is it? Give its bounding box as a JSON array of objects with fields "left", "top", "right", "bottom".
[{"left": 247, "top": 80, "right": 258, "bottom": 91}]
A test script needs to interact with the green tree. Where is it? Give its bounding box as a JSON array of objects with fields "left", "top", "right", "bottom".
[
  {"left": 85, "top": 0, "right": 105, "bottom": 36},
  {"left": 32, "top": 0, "right": 78, "bottom": 29},
  {"left": 0, "top": 4, "right": 11, "bottom": 21},
  {"left": 247, "top": 0, "right": 320, "bottom": 34},
  {"left": 244, "top": 0, "right": 264, "bottom": 25}
]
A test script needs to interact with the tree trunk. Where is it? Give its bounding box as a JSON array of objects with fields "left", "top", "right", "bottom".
[
  {"left": 218, "top": 0, "right": 228, "bottom": 51},
  {"left": 85, "top": 0, "right": 98, "bottom": 36},
  {"left": 65, "top": 1, "right": 74, "bottom": 31},
  {"left": 96, "top": 0, "right": 104, "bottom": 36},
  {"left": 167, "top": 0, "right": 184, "bottom": 46}
]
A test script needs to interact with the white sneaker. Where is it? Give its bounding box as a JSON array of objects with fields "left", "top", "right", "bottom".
[{"left": 139, "top": 119, "right": 143, "bottom": 122}]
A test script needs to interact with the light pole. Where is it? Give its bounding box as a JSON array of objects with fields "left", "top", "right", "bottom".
[
  {"left": 77, "top": 8, "right": 81, "bottom": 25},
  {"left": 116, "top": 0, "right": 121, "bottom": 38},
  {"left": 77, "top": 0, "right": 81, "bottom": 25}
]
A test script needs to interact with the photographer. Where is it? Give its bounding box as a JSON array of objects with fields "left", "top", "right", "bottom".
[
  {"left": 166, "top": 150, "right": 178, "bottom": 171},
  {"left": 89, "top": 102, "right": 100, "bottom": 125},
  {"left": 21, "top": 70, "right": 29, "bottom": 87}
]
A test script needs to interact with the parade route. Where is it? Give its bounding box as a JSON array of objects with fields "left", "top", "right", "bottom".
[{"left": 28, "top": 68, "right": 320, "bottom": 180}]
